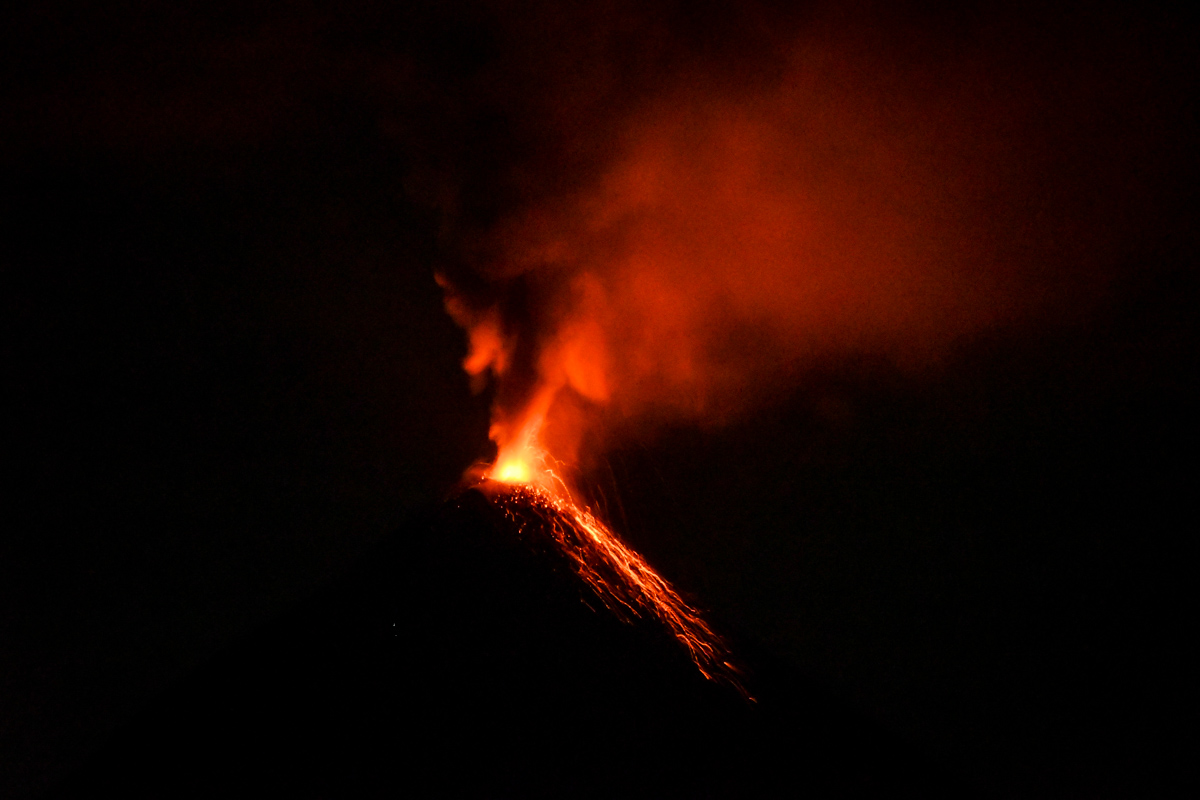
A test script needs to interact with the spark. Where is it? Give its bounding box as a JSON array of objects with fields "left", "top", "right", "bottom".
[{"left": 483, "top": 456, "right": 749, "bottom": 698}]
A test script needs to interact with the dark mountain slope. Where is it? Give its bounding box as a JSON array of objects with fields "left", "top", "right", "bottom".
[{"left": 50, "top": 487, "right": 967, "bottom": 798}]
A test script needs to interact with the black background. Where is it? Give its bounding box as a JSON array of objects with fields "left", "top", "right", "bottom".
[{"left": 3, "top": 1, "right": 1196, "bottom": 797}]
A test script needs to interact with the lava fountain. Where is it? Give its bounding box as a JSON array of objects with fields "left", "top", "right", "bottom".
[{"left": 465, "top": 412, "right": 747, "bottom": 695}]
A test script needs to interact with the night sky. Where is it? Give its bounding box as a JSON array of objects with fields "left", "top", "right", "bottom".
[{"left": 3, "top": 1, "right": 1196, "bottom": 797}]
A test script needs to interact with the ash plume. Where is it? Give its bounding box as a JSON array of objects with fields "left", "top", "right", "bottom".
[{"left": 423, "top": 0, "right": 1183, "bottom": 465}]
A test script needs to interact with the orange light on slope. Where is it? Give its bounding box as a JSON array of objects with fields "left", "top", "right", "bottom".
[{"left": 480, "top": 427, "right": 748, "bottom": 697}]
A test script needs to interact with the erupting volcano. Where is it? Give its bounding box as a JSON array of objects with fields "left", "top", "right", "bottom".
[
  {"left": 436, "top": 258, "right": 757, "bottom": 693},
  {"left": 427, "top": 16, "right": 1083, "bottom": 691},
  {"left": 468, "top": 425, "right": 745, "bottom": 692}
]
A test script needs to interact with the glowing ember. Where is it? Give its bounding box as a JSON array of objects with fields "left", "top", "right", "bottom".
[{"left": 480, "top": 436, "right": 747, "bottom": 696}]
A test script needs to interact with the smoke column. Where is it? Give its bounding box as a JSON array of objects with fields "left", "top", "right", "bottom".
[{"left": 428, "top": 0, "right": 1180, "bottom": 470}]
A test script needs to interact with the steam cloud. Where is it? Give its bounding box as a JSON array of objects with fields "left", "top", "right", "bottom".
[{"left": 427, "top": 1, "right": 1180, "bottom": 465}]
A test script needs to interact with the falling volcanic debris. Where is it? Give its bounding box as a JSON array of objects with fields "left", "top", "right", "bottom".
[
  {"left": 474, "top": 474, "right": 747, "bottom": 692},
  {"left": 427, "top": 0, "right": 1159, "bottom": 696}
]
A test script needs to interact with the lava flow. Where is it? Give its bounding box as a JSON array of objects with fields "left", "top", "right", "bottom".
[{"left": 474, "top": 424, "right": 747, "bottom": 695}]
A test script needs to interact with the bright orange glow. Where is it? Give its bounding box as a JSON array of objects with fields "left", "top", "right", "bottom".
[
  {"left": 481, "top": 446, "right": 747, "bottom": 696},
  {"left": 492, "top": 458, "right": 532, "bottom": 484},
  {"left": 487, "top": 413, "right": 553, "bottom": 488},
  {"left": 473, "top": 412, "right": 745, "bottom": 691}
]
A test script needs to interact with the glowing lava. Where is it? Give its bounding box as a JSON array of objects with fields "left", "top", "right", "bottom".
[
  {"left": 481, "top": 432, "right": 747, "bottom": 696},
  {"left": 493, "top": 458, "right": 532, "bottom": 484},
  {"left": 488, "top": 414, "right": 555, "bottom": 490}
]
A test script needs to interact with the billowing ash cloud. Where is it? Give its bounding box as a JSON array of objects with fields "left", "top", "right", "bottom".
[{"left": 425, "top": 0, "right": 1184, "bottom": 465}]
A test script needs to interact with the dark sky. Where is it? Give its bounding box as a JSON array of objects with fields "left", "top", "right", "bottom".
[{"left": 2, "top": 1, "right": 1196, "bottom": 797}]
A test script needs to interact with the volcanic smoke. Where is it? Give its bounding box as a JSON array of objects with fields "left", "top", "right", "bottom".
[
  {"left": 434, "top": 50, "right": 1009, "bottom": 687},
  {"left": 431, "top": 0, "right": 1153, "bottom": 694}
]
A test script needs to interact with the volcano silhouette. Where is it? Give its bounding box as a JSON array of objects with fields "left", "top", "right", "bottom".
[{"left": 50, "top": 488, "right": 965, "bottom": 798}]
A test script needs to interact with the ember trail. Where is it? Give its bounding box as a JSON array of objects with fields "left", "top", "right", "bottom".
[{"left": 475, "top": 459, "right": 746, "bottom": 696}]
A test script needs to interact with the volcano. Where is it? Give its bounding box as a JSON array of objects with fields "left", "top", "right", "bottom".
[{"left": 50, "top": 487, "right": 966, "bottom": 798}]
